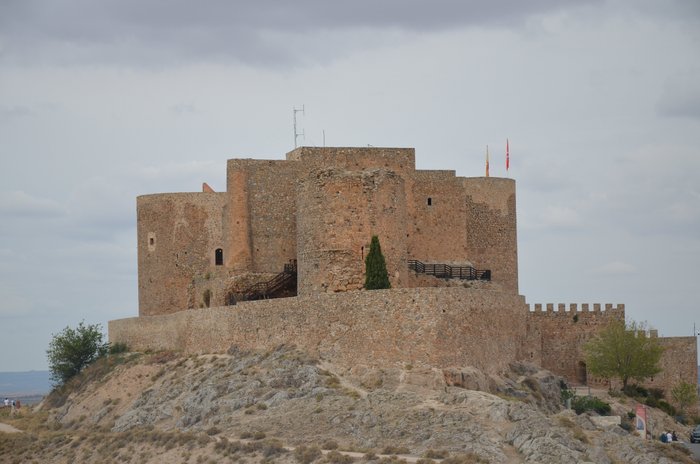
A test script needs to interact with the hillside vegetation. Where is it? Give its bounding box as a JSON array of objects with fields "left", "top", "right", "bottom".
[{"left": 0, "top": 346, "right": 696, "bottom": 464}]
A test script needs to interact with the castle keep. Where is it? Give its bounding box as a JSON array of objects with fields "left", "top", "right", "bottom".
[{"left": 110, "top": 146, "right": 697, "bottom": 393}]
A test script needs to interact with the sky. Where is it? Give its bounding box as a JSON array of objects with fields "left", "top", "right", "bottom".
[{"left": 1, "top": 0, "right": 699, "bottom": 372}]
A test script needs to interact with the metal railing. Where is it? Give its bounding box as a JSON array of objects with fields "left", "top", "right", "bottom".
[
  {"left": 227, "top": 260, "right": 297, "bottom": 304},
  {"left": 408, "top": 259, "right": 491, "bottom": 281}
]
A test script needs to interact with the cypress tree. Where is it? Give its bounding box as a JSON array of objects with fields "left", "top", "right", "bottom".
[{"left": 364, "top": 235, "right": 391, "bottom": 290}]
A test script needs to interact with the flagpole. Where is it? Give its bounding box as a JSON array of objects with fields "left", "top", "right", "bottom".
[{"left": 485, "top": 145, "right": 490, "bottom": 177}]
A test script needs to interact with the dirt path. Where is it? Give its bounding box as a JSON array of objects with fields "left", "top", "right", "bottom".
[{"left": 0, "top": 422, "right": 22, "bottom": 433}]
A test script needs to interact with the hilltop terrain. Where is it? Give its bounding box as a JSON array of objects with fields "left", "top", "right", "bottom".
[{"left": 0, "top": 346, "right": 696, "bottom": 463}]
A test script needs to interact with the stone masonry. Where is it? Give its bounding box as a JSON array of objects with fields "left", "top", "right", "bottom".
[{"left": 113, "top": 145, "right": 697, "bottom": 399}]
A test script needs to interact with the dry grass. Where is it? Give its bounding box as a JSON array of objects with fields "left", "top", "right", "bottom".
[{"left": 652, "top": 442, "right": 695, "bottom": 464}]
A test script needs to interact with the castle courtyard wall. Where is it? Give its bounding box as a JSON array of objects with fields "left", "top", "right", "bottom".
[{"left": 110, "top": 287, "right": 529, "bottom": 373}]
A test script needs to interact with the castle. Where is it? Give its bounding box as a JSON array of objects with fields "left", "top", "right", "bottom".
[{"left": 109, "top": 146, "right": 697, "bottom": 394}]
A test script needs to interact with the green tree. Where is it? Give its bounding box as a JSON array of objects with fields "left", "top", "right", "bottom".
[
  {"left": 364, "top": 235, "right": 391, "bottom": 290},
  {"left": 671, "top": 382, "right": 698, "bottom": 416},
  {"left": 584, "top": 320, "right": 663, "bottom": 389},
  {"left": 47, "top": 321, "right": 109, "bottom": 385}
]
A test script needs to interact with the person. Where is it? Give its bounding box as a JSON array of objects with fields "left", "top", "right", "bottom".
[
  {"left": 10, "top": 399, "right": 16, "bottom": 416},
  {"left": 672, "top": 431, "right": 678, "bottom": 442},
  {"left": 660, "top": 432, "right": 668, "bottom": 443},
  {"left": 666, "top": 431, "right": 673, "bottom": 443},
  {"left": 3, "top": 397, "right": 8, "bottom": 407}
]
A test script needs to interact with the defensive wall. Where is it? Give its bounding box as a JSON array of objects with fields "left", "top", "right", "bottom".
[
  {"left": 127, "top": 145, "right": 697, "bottom": 398},
  {"left": 110, "top": 287, "right": 530, "bottom": 373},
  {"left": 526, "top": 303, "right": 625, "bottom": 385},
  {"left": 527, "top": 303, "right": 698, "bottom": 395}
]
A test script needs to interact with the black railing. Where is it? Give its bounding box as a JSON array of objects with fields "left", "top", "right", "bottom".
[
  {"left": 408, "top": 259, "right": 491, "bottom": 281},
  {"left": 227, "top": 260, "right": 297, "bottom": 304}
]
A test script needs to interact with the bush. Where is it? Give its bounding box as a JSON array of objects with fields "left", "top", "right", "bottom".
[
  {"left": 322, "top": 439, "right": 339, "bottom": 450},
  {"left": 47, "top": 321, "right": 109, "bottom": 386},
  {"left": 109, "top": 342, "right": 129, "bottom": 355},
  {"left": 656, "top": 400, "right": 677, "bottom": 417},
  {"left": 622, "top": 384, "right": 649, "bottom": 398},
  {"left": 325, "top": 450, "right": 355, "bottom": 464},
  {"left": 381, "top": 446, "right": 410, "bottom": 455},
  {"left": 571, "top": 396, "right": 611, "bottom": 415},
  {"left": 294, "top": 445, "right": 322, "bottom": 464}
]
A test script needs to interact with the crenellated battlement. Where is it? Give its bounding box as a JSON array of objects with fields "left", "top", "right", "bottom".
[{"left": 527, "top": 303, "right": 624, "bottom": 314}]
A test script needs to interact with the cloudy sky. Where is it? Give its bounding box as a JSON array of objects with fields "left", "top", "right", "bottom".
[{"left": 1, "top": 0, "right": 699, "bottom": 372}]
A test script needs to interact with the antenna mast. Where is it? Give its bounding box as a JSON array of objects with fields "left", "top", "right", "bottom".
[{"left": 293, "top": 105, "right": 305, "bottom": 148}]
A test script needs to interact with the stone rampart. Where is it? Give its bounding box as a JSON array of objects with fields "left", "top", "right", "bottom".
[
  {"left": 526, "top": 303, "right": 625, "bottom": 384},
  {"left": 110, "top": 287, "right": 529, "bottom": 373},
  {"left": 639, "top": 336, "right": 698, "bottom": 396}
]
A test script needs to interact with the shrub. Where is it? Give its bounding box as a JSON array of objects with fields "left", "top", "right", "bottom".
[
  {"left": 109, "top": 342, "right": 129, "bottom": 355},
  {"left": 381, "top": 446, "right": 410, "bottom": 455},
  {"left": 325, "top": 451, "right": 355, "bottom": 464},
  {"left": 47, "top": 321, "right": 109, "bottom": 385},
  {"left": 571, "top": 396, "right": 611, "bottom": 415},
  {"left": 322, "top": 439, "right": 339, "bottom": 450},
  {"left": 423, "top": 449, "right": 449, "bottom": 459},
  {"left": 294, "top": 445, "right": 322, "bottom": 464},
  {"left": 648, "top": 388, "right": 665, "bottom": 400},
  {"left": 622, "top": 384, "right": 648, "bottom": 398}
]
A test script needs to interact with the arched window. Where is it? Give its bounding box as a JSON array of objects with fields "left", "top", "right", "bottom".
[{"left": 215, "top": 248, "right": 223, "bottom": 266}]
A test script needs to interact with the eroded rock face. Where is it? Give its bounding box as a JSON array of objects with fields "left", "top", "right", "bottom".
[{"left": 47, "top": 347, "right": 693, "bottom": 464}]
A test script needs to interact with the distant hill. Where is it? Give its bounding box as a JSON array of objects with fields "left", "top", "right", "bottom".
[{"left": 0, "top": 370, "right": 51, "bottom": 397}]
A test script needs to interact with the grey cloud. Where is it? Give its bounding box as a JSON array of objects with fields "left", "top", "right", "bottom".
[
  {"left": 0, "top": 190, "right": 65, "bottom": 217},
  {"left": 0, "top": 105, "right": 32, "bottom": 123},
  {"left": 0, "top": 0, "right": 601, "bottom": 67},
  {"left": 657, "top": 94, "right": 700, "bottom": 119}
]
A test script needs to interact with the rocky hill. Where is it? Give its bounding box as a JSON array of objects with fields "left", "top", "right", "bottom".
[{"left": 0, "top": 346, "right": 696, "bottom": 464}]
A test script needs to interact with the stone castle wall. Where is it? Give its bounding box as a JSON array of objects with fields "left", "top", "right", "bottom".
[
  {"left": 297, "top": 168, "right": 408, "bottom": 294},
  {"left": 463, "top": 177, "right": 518, "bottom": 294},
  {"left": 611, "top": 335, "right": 698, "bottom": 396},
  {"left": 225, "top": 159, "right": 302, "bottom": 274},
  {"left": 137, "top": 192, "right": 226, "bottom": 316},
  {"left": 408, "top": 170, "right": 468, "bottom": 264},
  {"left": 110, "top": 287, "right": 530, "bottom": 373},
  {"left": 138, "top": 147, "right": 521, "bottom": 315},
  {"left": 526, "top": 303, "right": 626, "bottom": 384}
]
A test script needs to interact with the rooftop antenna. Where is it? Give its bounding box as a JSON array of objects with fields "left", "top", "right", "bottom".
[{"left": 293, "top": 105, "right": 305, "bottom": 148}]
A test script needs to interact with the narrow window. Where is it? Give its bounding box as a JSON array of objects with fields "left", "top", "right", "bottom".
[
  {"left": 215, "top": 248, "right": 223, "bottom": 266},
  {"left": 149, "top": 238, "right": 154, "bottom": 245},
  {"left": 427, "top": 197, "right": 432, "bottom": 206}
]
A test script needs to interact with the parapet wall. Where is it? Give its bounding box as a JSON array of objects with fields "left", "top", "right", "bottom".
[
  {"left": 526, "top": 303, "right": 625, "bottom": 384},
  {"left": 110, "top": 287, "right": 529, "bottom": 373}
]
